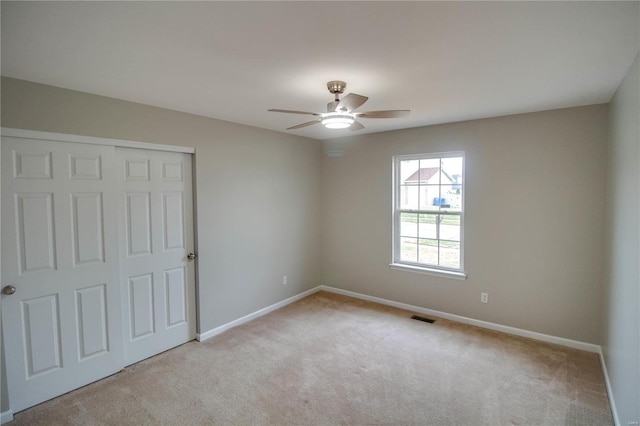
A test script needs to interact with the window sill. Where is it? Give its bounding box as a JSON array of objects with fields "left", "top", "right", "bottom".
[{"left": 389, "top": 263, "right": 467, "bottom": 280}]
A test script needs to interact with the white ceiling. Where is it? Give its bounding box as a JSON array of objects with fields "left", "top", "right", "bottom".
[{"left": 2, "top": 1, "right": 638, "bottom": 140}]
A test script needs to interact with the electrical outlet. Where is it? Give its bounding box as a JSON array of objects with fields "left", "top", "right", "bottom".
[
  {"left": 481, "top": 292, "right": 489, "bottom": 303},
  {"left": 282, "top": 275, "right": 288, "bottom": 285}
]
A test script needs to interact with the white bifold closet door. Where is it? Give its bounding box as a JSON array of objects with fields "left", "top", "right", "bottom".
[
  {"left": 1, "top": 137, "right": 124, "bottom": 412},
  {"left": 116, "top": 147, "right": 196, "bottom": 366},
  {"left": 1, "top": 136, "right": 196, "bottom": 413}
]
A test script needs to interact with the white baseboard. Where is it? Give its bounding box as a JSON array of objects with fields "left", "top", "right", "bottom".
[
  {"left": 197, "top": 287, "right": 319, "bottom": 342},
  {"left": 196, "top": 284, "right": 615, "bottom": 422},
  {"left": 198, "top": 284, "right": 602, "bottom": 353},
  {"left": 1, "top": 410, "right": 13, "bottom": 425},
  {"left": 318, "top": 285, "right": 601, "bottom": 353},
  {"left": 598, "top": 348, "right": 620, "bottom": 426}
]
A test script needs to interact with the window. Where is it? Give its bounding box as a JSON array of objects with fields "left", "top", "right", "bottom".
[{"left": 392, "top": 152, "right": 465, "bottom": 276}]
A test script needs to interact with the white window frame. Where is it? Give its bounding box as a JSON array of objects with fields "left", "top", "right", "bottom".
[{"left": 391, "top": 151, "right": 466, "bottom": 279}]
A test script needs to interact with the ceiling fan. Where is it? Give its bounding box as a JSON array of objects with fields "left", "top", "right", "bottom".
[{"left": 268, "top": 80, "right": 410, "bottom": 131}]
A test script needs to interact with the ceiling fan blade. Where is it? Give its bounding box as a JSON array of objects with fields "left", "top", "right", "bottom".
[
  {"left": 269, "top": 109, "right": 320, "bottom": 116},
  {"left": 336, "top": 93, "right": 368, "bottom": 112},
  {"left": 287, "top": 120, "right": 320, "bottom": 130},
  {"left": 350, "top": 121, "right": 365, "bottom": 131},
  {"left": 356, "top": 110, "right": 410, "bottom": 118}
]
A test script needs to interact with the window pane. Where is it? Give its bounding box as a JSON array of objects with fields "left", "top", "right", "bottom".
[
  {"left": 400, "top": 213, "right": 418, "bottom": 237},
  {"left": 441, "top": 157, "right": 463, "bottom": 186},
  {"left": 439, "top": 215, "right": 460, "bottom": 242},
  {"left": 419, "top": 185, "right": 442, "bottom": 210},
  {"left": 417, "top": 214, "right": 437, "bottom": 239},
  {"left": 439, "top": 241, "right": 460, "bottom": 269},
  {"left": 439, "top": 185, "right": 462, "bottom": 211},
  {"left": 400, "top": 237, "right": 418, "bottom": 263},
  {"left": 400, "top": 160, "right": 420, "bottom": 183},
  {"left": 400, "top": 185, "right": 418, "bottom": 210},
  {"left": 418, "top": 239, "right": 438, "bottom": 265},
  {"left": 418, "top": 158, "right": 440, "bottom": 185}
]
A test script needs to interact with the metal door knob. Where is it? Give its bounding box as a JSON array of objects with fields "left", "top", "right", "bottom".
[
  {"left": 187, "top": 253, "right": 197, "bottom": 260},
  {"left": 3, "top": 285, "right": 16, "bottom": 295}
]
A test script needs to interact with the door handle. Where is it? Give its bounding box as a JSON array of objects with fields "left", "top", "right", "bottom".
[
  {"left": 187, "top": 252, "right": 197, "bottom": 260},
  {"left": 3, "top": 285, "right": 16, "bottom": 295}
]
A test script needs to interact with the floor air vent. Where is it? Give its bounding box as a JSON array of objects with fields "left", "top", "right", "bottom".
[{"left": 411, "top": 315, "right": 435, "bottom": 323}]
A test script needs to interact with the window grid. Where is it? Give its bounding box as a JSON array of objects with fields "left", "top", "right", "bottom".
[{"left": 393, "top": 153, "right": 464, "bottom": 273}]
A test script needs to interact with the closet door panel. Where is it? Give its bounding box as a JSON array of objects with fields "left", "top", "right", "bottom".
[
  {"left": 1, "top": 138, "right": 123, "bottom": 413},
  {"left": 116, "top": 148, "right": 196, "bottom": 366}
]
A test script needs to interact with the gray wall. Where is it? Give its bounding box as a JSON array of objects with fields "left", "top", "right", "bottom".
[
  {"left": 321, "top": 105, "right": 608, "bottom": 344},
  {"left": 0, "top": 127, "right": 5, "bottom": 410},
  {"left": 0, "top": 77, "right": 322, "bottom": 413},
  {"left": 0, "top": 72, "right": 633, "bottom": 420},
  {"left": 603, "top": 53, "right": 639, "bottom": 425}
]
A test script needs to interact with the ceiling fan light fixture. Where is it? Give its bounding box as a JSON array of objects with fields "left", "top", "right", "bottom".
[
  {"left": 268, "top": 81, "right": 409, "bottom": 132},
  {"left": 321, "top": 112, "right": 355, "bottom": 129}
]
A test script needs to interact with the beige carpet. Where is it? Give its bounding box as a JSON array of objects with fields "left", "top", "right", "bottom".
[{"left": 11, "top": 291, "right": 612, "bottom": 425}]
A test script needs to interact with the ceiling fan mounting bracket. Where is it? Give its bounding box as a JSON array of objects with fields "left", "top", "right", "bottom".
[{"left": 327, "top": 80, "right": 347, "bottom": 95}]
